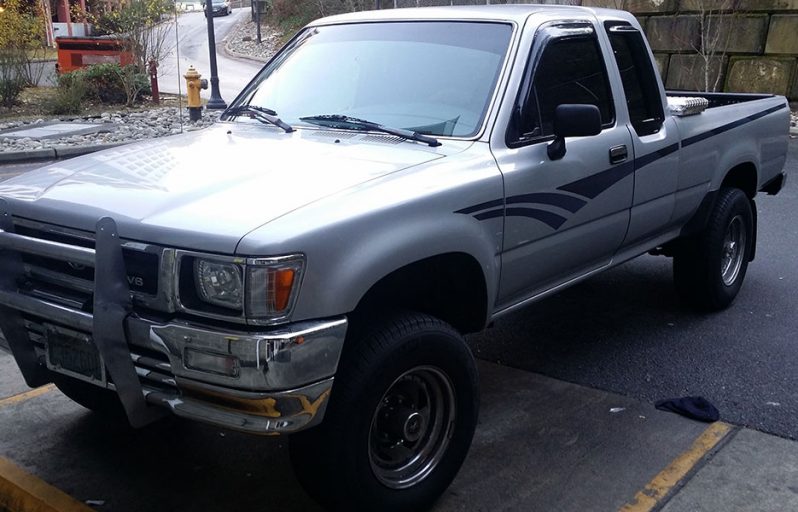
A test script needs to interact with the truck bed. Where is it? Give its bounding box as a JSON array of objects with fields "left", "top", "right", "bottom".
[{"left": 666, "top": 90, "right": 777, "bottom": 109}]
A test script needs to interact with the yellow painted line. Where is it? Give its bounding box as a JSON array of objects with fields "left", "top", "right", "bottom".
[
  {"left": 0, "top": 385, "right": 55, "bottom": 409},
  {"left": 0, "top": 457, "right": 93, "bottom": 512},
  {"left": 619, "top": 422, "right": 733, "bottom": 512}
]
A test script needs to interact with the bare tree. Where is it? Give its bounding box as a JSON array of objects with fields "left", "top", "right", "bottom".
[
  {"left": 687, "top": 0, "right": 740, "bottom": 92},
  {"left": 88, "top": 0, "right": 176, "bottom": 76}
]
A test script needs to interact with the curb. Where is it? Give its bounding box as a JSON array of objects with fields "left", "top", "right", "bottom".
[
  {"left": 0, "top": 456, "right": 93, "bottom": 512},
  {"left": 0, "top": 142, "right": 130, "bottom": 165},
  {"left": 223, "top": 38, "right": 270, "bottom": 64},
  {"left": 222, "top": 18, "right": 271, "bottom": 64}
]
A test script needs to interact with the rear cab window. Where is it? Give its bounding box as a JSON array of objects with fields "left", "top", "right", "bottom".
[{"left": 604, "top": 22, "right": 665, "bottom": 137}]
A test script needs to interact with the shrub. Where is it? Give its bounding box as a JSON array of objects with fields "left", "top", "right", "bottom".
[
  {"left": 0, "top": 47, "right": 27, "bottom": 108},
  {"left": 0, "top": 0, "right": 47, "bottom": 87},
  {"left": 58, "top": 63, "right": 151, "bottom": 106},
  {"left": 82, "top": 63, "right": 128, "bottom": 104},
  {"left": 0, "top": 77, "right": 25, "bottom": 109},
  {"left": 116, "top": 64, "right": 151, "bottom": 106},
  {"left": 47, "top": 74, "right": 88, "bottom": 115}
]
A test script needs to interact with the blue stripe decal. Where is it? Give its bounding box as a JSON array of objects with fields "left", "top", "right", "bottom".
[
  {"left": 635, "top": 142, "right": 679, "bottom": 169},
  {"left": 456, "top": 198, "right": 504, "bottom": 215},
  {"left": 506, "top": 192, "right": 587, "bottom": 213},
  {"left": 473, "top": 207, "right": 568, "bottom": 229},
  {"left": 556, "top": 160, "right": 635, "bottom": 199},
  {"left": 474, "top": 208, "right": 504, "bottom": 221},
  {"left": 456, "top": 103, "right": 786, "bottom": 227},
  {"left": 505, "top": 207, "right": 568, "bottom": 229},
  {"left": 682, "top": 104, "right": 786, "bottom": 148}
]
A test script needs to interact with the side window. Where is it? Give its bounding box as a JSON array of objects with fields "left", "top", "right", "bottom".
[
  {"left": 514, "top": 35, "right": 615, "bottom": 142},
  {"left": 605, "top": 24, "right": 664, "bottom": 136}
]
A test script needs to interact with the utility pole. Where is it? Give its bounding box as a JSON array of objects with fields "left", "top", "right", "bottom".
[{"left": 204, "top": 0, "right": 227, "bottom": 109}]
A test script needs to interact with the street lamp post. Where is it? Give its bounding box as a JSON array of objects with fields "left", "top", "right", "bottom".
[{"left": 204, "top": 0, "right": 227, "bottom": 109}]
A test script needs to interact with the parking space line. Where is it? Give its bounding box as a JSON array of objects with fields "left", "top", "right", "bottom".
[
  {"left": 0, "top": 457, "right": 93, "bottom": 512},
  {"left": 619, "top": 422, "right": 733, "bottom": 512},
  {"left": 0, "top": 385, "right": 55, "bottom": 410}
]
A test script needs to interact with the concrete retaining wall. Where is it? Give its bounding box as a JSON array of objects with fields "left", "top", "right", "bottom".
[{"left": 383, "top": 0, "right": 798, "bottom": 100}]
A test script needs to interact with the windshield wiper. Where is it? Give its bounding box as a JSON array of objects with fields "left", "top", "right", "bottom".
[
  {"left": 225, "top": 105, "right": 294, "bottom": 133},
  {"left": 299, "top": 114, "right": 441, "bottom": 147}
]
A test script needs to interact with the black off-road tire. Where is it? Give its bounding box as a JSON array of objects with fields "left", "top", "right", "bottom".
[
  {"left": 673, "top": 187, "right": 754, "bottom": 311},
  {"left": 52, "top": 374, "right": 127, "bottom": 420},
  {"left": 289, "top": 312, "right": 479, "bottom": 512}
]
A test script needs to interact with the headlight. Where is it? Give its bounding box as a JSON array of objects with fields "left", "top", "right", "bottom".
[
  {"left": 182, "top": 253, "right": 304, "bottom": 324},
  {"left": 194, "top": 259, "right": 244, "bottom": 310},
  {"left": 246, "top": 256, "right": 304, "bottom": 321}
]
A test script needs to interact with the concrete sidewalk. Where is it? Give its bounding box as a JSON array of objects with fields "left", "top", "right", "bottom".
[{"left": 1, "top": 354, "right": 797, "bottom": 511}]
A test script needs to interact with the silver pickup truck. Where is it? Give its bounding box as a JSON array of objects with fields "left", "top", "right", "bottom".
[{"left": 0, "top": 5, "right": 790, "bottom": 511}]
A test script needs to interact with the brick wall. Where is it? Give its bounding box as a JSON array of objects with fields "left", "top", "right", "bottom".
[{"left": 382, "top": 0, "right": 798, "bottom": 100}]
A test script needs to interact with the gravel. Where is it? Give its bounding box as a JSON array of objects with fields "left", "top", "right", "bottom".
[
  {"left": 0, "top": 19, "right": 282, "bottom": 156},
  {"left": 224, "top": 19, "right": 282, "bottom": 62},
  {"left": 0, "top": 108, "right": 221, "bottom": 153}
]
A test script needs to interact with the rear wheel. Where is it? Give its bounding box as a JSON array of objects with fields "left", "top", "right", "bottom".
[
  {"left": 289, "top": 312, "right": 478, "bottom": 512},
  {"left": 673, "top": 187, "right": 754, "bottom": 311}
]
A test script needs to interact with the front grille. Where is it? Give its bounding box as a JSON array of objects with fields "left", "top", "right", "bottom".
[{"left": 15, "top": 223, "right": 160, "bottom": 296}]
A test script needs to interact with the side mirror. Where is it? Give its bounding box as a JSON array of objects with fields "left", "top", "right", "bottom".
[{"left": 547, "top": 104, "right": 602, "bottom": 161}]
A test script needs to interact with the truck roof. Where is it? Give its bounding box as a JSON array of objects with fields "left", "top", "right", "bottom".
[{"left": 311, "top": 4, "right": 607, "bottom": 26}]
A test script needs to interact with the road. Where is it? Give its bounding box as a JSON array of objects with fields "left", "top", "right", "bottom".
[
  {"left": 158, "top": 9, "right": 263, "bottom": 103},
  {"left": 14, "top": 10, "right": 261, "bottom": 93},
  {"left": 468, "top": 139, "right": 798, "bottom": 440}
]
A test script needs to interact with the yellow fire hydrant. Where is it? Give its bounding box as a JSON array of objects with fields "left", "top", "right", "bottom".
[{"left": 184, "top": 66, "right": 208, "bottom": 121}]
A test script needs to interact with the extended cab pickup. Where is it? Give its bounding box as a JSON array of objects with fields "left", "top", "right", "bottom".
[{"left": 0, "top": 5, "right": 789, "bottom": 511}]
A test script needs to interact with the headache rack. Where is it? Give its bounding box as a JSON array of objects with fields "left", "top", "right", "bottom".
[{"left": 0, "top": 199, "right": 165, "bottom": 427}]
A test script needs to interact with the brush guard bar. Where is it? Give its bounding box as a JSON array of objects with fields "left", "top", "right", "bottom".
[{"left": 0, "top": 199, "right": 164, "bottom": 427}]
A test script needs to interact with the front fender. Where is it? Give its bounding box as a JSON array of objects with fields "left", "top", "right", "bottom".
[{"left": 236, "top": 146, "right": 505, "bottom": 324}]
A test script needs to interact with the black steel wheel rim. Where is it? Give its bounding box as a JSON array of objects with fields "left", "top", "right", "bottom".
[
  {"left": 721, "top": 215, "right": 746, "bottom": 286},
  {"left": 368, "top": 366, "right": 456, "bottom": 489}
]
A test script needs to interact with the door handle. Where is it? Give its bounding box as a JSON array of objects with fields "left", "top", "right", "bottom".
[{"left": 609, "top": 145, "right": 628, "bottom": 164}]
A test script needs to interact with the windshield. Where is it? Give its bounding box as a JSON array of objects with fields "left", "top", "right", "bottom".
[{"left": 231, "top": 21, "right": 513, "bottom": 138}]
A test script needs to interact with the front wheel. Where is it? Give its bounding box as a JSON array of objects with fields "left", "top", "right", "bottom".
[
  {"left": 52, "top": 374, "right": 127, "bottom": 420},
  {"left": 673, "top": 187, "right": 754, "bottom": 311},
  {"left": 289, "top": 312, "right": 479, "bottom": 512}
]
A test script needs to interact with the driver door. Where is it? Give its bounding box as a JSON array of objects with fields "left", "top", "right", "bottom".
[{"left": 491, "top": 22, "right": 634, "bottom": 311}]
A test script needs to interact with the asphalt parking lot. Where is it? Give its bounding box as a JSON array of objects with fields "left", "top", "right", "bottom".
[{"left": 3, "top": 355, "right": 798, "bottom": 512}]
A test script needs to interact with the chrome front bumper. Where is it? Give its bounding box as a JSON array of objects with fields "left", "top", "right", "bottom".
[
  {"left": 134, "top": 316, "right": 347, "bottom": 434},
  {"left": 0, "top": 205, "right": 347, "bottom": 434},
  {"left": 0, "top": 316, "right": 346, "bottom": 435}
]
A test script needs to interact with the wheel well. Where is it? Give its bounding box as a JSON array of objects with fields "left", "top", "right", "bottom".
[
  {"left": 352, "top": 253, "right": 488, "bottom": 335},
  {"left": 722, "top": 163, "right": 757, "bottom": 199}
]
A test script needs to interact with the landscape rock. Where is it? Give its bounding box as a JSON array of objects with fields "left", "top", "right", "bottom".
[
  {"left": 0, "top": 108, "right": 221, "bottom": 153},
  {"left": 225, "top": 19, "right": 283, "bottom": 63}
]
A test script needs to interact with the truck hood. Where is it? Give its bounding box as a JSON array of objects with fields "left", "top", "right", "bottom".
[{"left": 0, "top": 123, "right": 453, "bottom": 253}]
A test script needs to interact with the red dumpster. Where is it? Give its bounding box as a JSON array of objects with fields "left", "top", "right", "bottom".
[{"left": 56, "top": 36, "right": 134, "bottom": 74}]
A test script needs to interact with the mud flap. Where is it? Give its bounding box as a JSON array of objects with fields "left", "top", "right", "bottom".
[{"left": 748, "top": 199, "right": 757, "bottom": 262}]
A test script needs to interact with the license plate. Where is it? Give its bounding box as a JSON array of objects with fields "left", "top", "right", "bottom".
[{"left": 45, "top": 325, "right": 106, "bottom": 386}]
